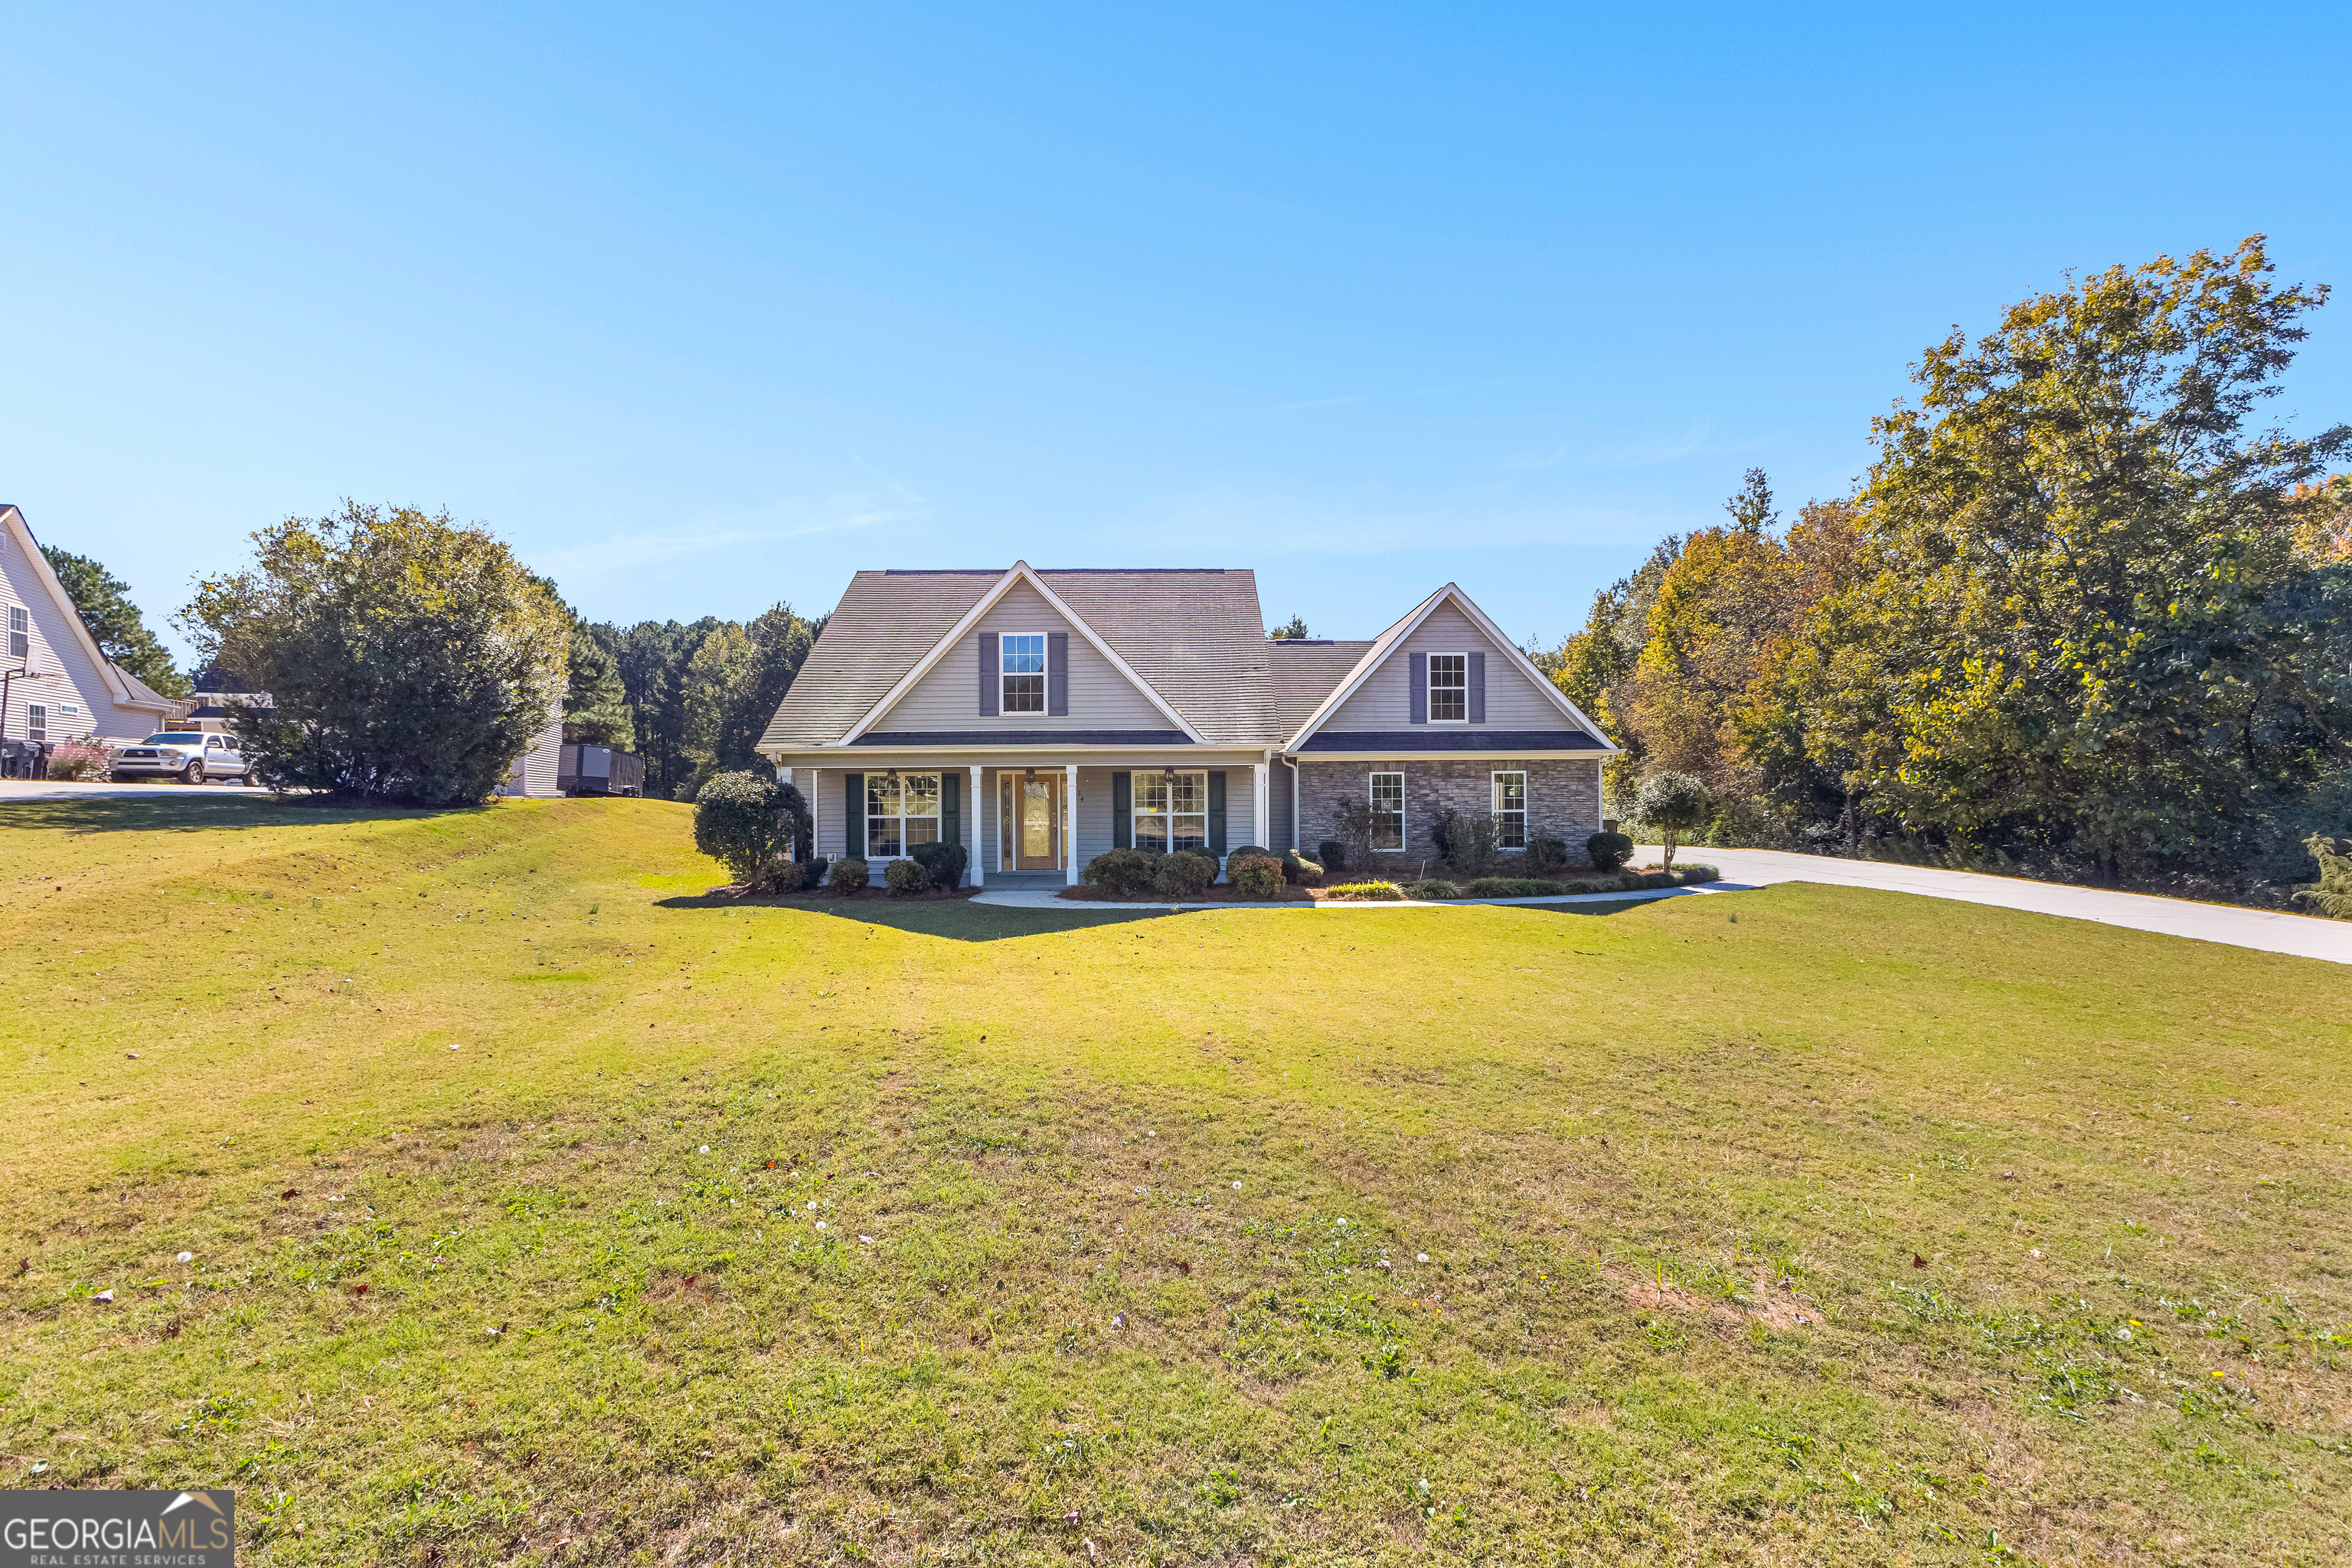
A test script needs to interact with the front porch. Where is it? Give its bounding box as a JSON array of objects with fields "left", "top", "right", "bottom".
[{"left": 776, "top": 756, "right": 1276, "bottom": 887}]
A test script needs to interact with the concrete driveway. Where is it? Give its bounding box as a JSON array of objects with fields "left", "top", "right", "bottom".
[
  {"left": 2, "top": 777, "right": 270, "bottom": 802},
  {"left": 1648, "top": 844, "right": 2352, "bottom": 966}
]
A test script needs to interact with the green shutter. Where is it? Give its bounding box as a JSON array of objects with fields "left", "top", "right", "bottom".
[
  {"left": 844, "top": 773, "right": 864, "bottom": 859},
  {"left": 1111, "top": 771, "right": 1131, "bottom": 848},
  {"left": 1207, "top": 771, "right": 1227, "bottom": 853},
  {"left": 942, "top": 771, "right": 960, "bottom": 847}
]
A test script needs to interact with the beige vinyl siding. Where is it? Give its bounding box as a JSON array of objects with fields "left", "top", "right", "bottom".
[
  {"left": 511, "top": 713, "right": 564, "bottom": 796},
  {"left": 0, "top": 521, "right": 153, "bottom": 742},
  {"left": 1325, "top": 602, "right": 1579, "bottom": 732},
  {"left": 871, "top": 581, "right": 1169, "bottom": 733}
]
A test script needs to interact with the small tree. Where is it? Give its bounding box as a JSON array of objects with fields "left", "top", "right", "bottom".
[
  {"left": 693, "top": 771, "right": 811, "bottom": 890},
  {"left": 181, "top": 503, "right": 568, "bottom": 805},
  {"left": 2296, "top": 835, "right": 2352, "bottom": 919},
  {"left": 1330, "top": 798, "right": 1376, "bottom": 874},
  {"left": 1634, "top": 770, "right": 1710, "bottom": 870}
]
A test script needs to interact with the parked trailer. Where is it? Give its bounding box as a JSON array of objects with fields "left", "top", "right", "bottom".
[{"left": 558, "top": 744, "right": 645, "bottom": 796}]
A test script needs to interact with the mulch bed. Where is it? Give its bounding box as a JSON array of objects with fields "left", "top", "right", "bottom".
[
  {"left": 1055, "top": 884, "right": 1312, "bottom": 903},
  {"left": 703, "top": 883, "right": 982, "bottom": 902}
]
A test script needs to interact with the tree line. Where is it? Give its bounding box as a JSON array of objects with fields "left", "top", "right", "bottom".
[
  {"left": 1532, "top": 237, "right": 2352, "bottom": 905},
  {"left": 571, "top": 609, "right": 822, "bottom": 799}
]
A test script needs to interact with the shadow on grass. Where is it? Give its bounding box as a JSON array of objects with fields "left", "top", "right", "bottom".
[
  {"left": 0, "top": 792, "right": 477, "bottom": 836},
  {"left": 652, "top": 890, "right": 1178, "bottom": 940}
]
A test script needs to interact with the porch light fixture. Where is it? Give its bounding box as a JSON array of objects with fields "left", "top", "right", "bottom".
[
  {"left": 1024, "top": 766, "right": 1036, "bottom": 784},
  {"left": 1161, "top": 766, "right": 1178, "bottom": 786}
]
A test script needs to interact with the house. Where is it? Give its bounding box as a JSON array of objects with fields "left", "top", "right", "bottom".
[
  {"left": 757, "top": 563, "right": 1615, "bottom": 884},
  {"left": 0, "top": 505, "right": 182, "bottom": 747}
]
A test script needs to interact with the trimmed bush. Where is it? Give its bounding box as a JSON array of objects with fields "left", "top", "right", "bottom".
[
  {"left": 828, "top": 857, "right": 870, "bottom": 891},
  {"left": 1281, "top": 850, "right": 1324, "bottom": 886},
  {"left": 1633, "top": 771, "right": 1710, "bottom": 870},
  {"left": 909, "top": 840, "right": 969, "bottom": 889},
  {"left": 1522, "top": 831, "right": 1572, "bottom": 874},
  {"left": 1083, "top": 848, "right": 1161, "bottom": 897},
  {"left": 884, "top": 858, "right": 929, "bottom": 895},
  {"left": 1228, "top": 854, "right": 1282, "bottom": 900},
  {"left": 1153, "top": 851, "right": 1214, "bottom": 898},
  {"left": 1465, "top": 877, "right": 1559, "bottom": 898},
  {"left": 1316, "top": 838, "right": 1348, "bottom": 877},
  {"left": 1325, "top": 880, "right": 1404, "bottom": 901},
  {"left": 693, "top": 771, "right": 812, "bottom": 889},
  {"left": 756, "top": 859, "right": 807, "bottom": 895},
  {"left": 1586, "top": 830, "right": 1635, "bottom": 872},
  {"left": 1223, "top": 845, "right": 1271, "bottom": 868},
  {"left": 805, "top": 856, "right": 829, "bottom": 887},
  {"left": 1405, "top": 878, "right": 1462, "bottom": 900}
]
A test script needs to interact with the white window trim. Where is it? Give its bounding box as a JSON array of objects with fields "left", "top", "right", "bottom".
[
  {"left": 7, "top": 604, "right": 26, "bottom": 662},
  {"left": 998, "top": 630, "right": 1048, "bottom": 717},
  {"left": 865, "top": 770, "right": 944, "bottom": 860},
  {"left": 1491, "top": 769, "right": 1527, "bottom": 851},
  {"left": 1131, "top": 768, "right": 1210, "bottom": 853},
  {"left": 1426, "top": 651, "right": 1469, "bottom": 724},
  {"left": 1370, "top": 769, "right": 1405, "bottom": 852},
  {"left": 27, "top": 703, "right": 47, "bottom": 742}
]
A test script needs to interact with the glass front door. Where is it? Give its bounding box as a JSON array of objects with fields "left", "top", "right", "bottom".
[{"left": 1001, "top": 774, "right": 1062, "bottom": 870}]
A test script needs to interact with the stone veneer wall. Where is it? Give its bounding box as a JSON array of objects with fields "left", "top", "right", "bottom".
[{"left": 1294, "top": 757, "right": 1603, "bottom": 871}]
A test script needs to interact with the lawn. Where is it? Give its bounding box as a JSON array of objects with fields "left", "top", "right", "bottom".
[{"left": 2, "top": 793, "right": 2347, "bottom": 1566}]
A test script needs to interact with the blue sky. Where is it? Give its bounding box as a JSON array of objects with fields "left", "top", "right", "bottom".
[{"left": 5, "top": 4, "right": 2348, "bottom": 662}]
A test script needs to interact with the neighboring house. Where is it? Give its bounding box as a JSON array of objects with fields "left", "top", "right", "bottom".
[
  {"left": 184, "top": 690, "right": 273, "bottom": 734},
  {"left": 502, "top": 710, "right": 566, "bottom": 798},
  {"left": 0, "top": 504, "right": 181, "bottom": 746},
  {"left": 758, "top": 562, "right": 1615, "bottom": 884}
]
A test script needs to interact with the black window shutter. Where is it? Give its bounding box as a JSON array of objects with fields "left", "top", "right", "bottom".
[
  {"left": 942, "top": 770, "right": 959, "bottom": 848},
  {"left": 844, "top": 773, "right": 864, "bottom": 859},
  {"left": 1047, "top": 632, "right": 1069, "bottom": 715},
  {"left": 1207, "top": 771, "right": 1227, "bottom": 852},
  {"left": 1409, "top": 652, "right": 1428, "bottom": 724},
  {"left": 1111, "top": 771, "right": 1131, "bottom": 848},
  {"left": 1468, "top": 651, "right": 1486, "bottom": 723},
  {"left": 978, "top": 633, "right": 999, "bottom": 716}
]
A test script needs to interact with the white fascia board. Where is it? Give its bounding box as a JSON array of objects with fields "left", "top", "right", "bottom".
[
  {"left": 1282, "top": 583, "right": 1618, "bottom": 753},
  {"left": 834, "top": 561, "right": 1207, "bottom": 745}
]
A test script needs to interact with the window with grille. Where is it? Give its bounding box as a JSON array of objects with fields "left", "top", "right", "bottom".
[
  {"left": 1370, "top": 771, "right": 1404, "bottom": 851},
  {"left": 27, "top": 704, "right": 45, "bottom": 742},
  {"left": 1492, "top": 771, "right": 1527, "bottom": 848},
  {"left": 866, "top": 772, "right": 941, "bottom": 858},
  {"left": 7, "top": 606, "right": 25, "bottom": 662},
  {"left": 1132, "top": 770, "right": 1207, "bottom": 853},
  {"left": 1428, "top": 653, "right": 1466, "bottom": 721},
  {"left": 1001, "top": 635, "right": 1045, "bottom": 714}
]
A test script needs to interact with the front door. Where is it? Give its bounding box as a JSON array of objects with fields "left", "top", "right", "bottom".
[{"left": 1003, "top": 774, "right": 1062, "bottom": 870}]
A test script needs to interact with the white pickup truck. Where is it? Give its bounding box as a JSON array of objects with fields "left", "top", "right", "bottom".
[{"left": 109, "top": 731, "right": 261, "bottom": 785}]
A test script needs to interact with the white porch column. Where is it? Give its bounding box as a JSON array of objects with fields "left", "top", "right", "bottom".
[
  {"left": 1064, "top": 762, "right": 1080, "bottom": 884},
  {"left": 1289, "top": 757, "right": 1300, "bottom": 851},
  {"left": 969, "top": 765, "right": 985, "bottom": 886},
  {"left": 1252, "top": 762, "right": 1269, "bottom": 852}
]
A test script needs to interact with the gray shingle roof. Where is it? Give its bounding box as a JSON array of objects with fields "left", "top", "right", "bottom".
[
  {"left": 1268, "top": 639, "right": 1372, "bottom": 742},
  {"left": 110, "top": 664, "right": 182, "bottom": 714},
  {"left": 760, "top": 567, "right": 1276, "bottom": 750}
]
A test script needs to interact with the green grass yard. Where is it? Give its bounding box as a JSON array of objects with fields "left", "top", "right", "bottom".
[{"left": 2, "top": 794, "right": 2348, "bottom": 1565}]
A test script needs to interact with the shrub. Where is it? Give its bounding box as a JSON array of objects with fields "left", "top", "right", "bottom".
[
  {"left": 755, "top": 859, "right": 807, "bottom": 895},
  {"left": 2298, "top": 835, "right": 2352, "bottom": 919},
  {"left": 1153, "top": 851, "right": 1214, "bottom": 898},
  {"left": 828, "top": 857, "right": 870, "bottom": 891},
  {"left": 47, "top": 738, "right": 111, "bottom": 781},
  {"left": 1326, "top": 880, "right": 1404, "bottom": 901},
  {"left": 884, "top": 858, "right": 929, "bottom": 894},
  {"left": 1675, "top": 864, "right": 1719, "bottom": 885},
  {"left": 1586, "top": 830, "right": 1635, "bottom": 872},
  {"left": 1084, "top": 848, "right": 1161, "bottom": 897},
  {"left": 1224, "top": 844, "right": 1271, "bottom": 867},
  {"left": 805, "top": 856, "right": 829, "bottom": 887},
  {"left": 1522, "top": 831, "right": 1572, "bottom": 874},
  {"left": 694, "top": 772, "right": 813, "bottom": 889},
  {"left": 1465, "top": 877, "right": 1560, "bottom": 897},
  {"left": 1632, "top": 771, "right": 1710, "bottom": 870},
  {"left": 1281, "top": 850, "right": 1324, "bottom": 886},
  {"left": 909, "top": 840, "right": 969, "bottom": 889},
  {"left": 1228, "top": 854, "right": 1282, "bottom": 900},
  {"left": 1316, "top": 838, "right": 1348, "bottom": 877},
  {"left": 1431, "top": 809, "right": 1501, "bottom": 879},
  {"left": 1328, "top": 800, "right": 1375, "bottom": 874},
  {"left": 1405, "top": 878, "right": 1462, "bottom": 900}
]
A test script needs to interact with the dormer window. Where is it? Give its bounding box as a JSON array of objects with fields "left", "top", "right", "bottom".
[
  {"left": 1001, "top": 634, "right": 1046, "bottom": 714},
  {"left": 1428, "top": 654, "right": 1467, "bottom": 722}
]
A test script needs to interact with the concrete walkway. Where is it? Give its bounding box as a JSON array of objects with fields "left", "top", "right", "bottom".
[{"left": 1636, "top": 844, "right": 2352, "bottom": 967}]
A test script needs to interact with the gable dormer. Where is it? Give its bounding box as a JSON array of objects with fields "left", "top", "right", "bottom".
[{"left": 1287, "top": 584, "right": 1612, "bottom": 750}]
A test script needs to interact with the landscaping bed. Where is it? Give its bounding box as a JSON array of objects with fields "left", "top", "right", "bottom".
[{"left": 1054, "top": 881, "right": 1312, "bottom": 903}]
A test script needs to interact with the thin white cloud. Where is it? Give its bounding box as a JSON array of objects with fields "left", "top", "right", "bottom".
[{"left": 534, "top": 480, "right": 926, "bottom": 580}]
